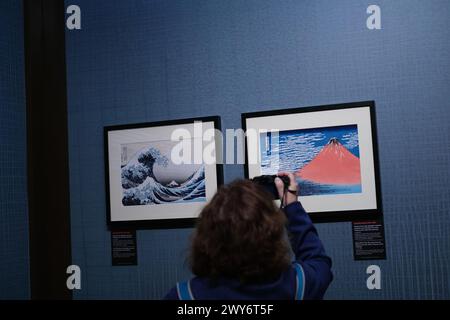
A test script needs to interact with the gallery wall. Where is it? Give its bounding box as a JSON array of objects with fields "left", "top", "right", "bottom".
[
  {"left": 0, "top": 0, "right": 30, "bottom": 299},
  {"left": 65, "top": 0, "right": 450, "bottom": 299}
]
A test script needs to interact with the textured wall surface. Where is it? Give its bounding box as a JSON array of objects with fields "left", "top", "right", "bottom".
[
  {"left": 65, "top": 0, "right": 450, "bottom": 299},
  {"left": 0, "top": 0, "right": 29, "bottom": 299}
]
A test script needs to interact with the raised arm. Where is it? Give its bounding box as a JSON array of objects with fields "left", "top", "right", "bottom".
[{"left": 275, "top": 172, "right": 333, "bottom": 300}]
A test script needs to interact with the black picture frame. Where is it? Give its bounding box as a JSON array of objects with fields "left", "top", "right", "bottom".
[
  {"left": 104, "top": 116, "right": 223, "bottom": 229},
  {"left": 242, "top": 101, "right": 382, "bottom": 223}
]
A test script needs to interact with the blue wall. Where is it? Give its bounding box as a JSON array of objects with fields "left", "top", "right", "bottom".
[
  {"left": 65, "top": 0, "right": 450, "bottom": 299},
  {"left": 0, "top": 0, "right": 30, "bottom": 299}
]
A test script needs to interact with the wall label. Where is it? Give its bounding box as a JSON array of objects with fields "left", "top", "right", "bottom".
[
  {"left": 111, "top": 229, "right": 138, "bottom": 266},
  {"left": 352, "top": 219, "right": 386, "bottom": 260}
]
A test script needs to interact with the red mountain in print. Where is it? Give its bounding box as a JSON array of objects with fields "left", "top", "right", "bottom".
[{"left": 296, "top": 138, "right": 361, "bottom": 185}]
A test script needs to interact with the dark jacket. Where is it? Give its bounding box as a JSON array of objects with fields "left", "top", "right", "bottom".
[{"left": 164, "top": 201, "right": 333, "bottom": 300}]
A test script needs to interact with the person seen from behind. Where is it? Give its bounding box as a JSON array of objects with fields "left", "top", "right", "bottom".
[{"left": 164, "top": 172, "right": 333, "bottom": 300}]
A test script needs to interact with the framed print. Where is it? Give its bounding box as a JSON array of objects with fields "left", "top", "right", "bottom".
[
  {"left": 104, "top": 116, "right": 223, "bottom": 228},
  {"left": 242, "top": 101, "right": 382, "bottom": 222}
]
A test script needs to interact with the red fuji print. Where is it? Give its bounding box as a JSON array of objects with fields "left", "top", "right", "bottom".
[{"left": 296, "top": 138, "right": 361, "bottom": 185}]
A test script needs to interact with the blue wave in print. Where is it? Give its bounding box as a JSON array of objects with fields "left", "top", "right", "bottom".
[{"left": 121, "top": 146, "right": 206, "bottom": 206}]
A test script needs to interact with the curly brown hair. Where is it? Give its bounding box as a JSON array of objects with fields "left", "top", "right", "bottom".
[{"left": 189, "top": 179, "right": 291, "bottom": 283}]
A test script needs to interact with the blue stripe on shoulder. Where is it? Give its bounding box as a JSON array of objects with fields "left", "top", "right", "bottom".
[
  {"left": 294, "top": 263, "right": 305, "bottom": 300},
  {"left": 176, "top": 281, "right": 194, "bottom": 300}
]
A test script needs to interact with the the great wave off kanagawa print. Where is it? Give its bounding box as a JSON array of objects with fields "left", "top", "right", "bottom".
[{"left": 120, "top": 140, "right": 206, "bottom": 206}]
